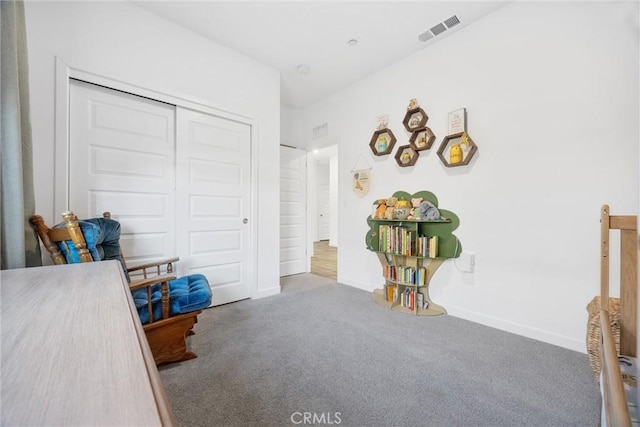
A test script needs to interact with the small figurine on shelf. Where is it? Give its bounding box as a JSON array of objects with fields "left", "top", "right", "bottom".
[
  {"left": 460, "top": 132, "right": 471, "bottom": 152},
  {"left": 400, "top": 151, "right": 412, "bottom": 164},
  {"left": 376, "top": 135, "right": 388, "bottom": 152},
  {"left": 377, "top": 116, "right": 389, "bottom": 130},
  {"left": 449, "top": 143, "right": 463, "bottom": 164},
  {"left": 407, "top": 98, "right": 418, "bottom": 110}
]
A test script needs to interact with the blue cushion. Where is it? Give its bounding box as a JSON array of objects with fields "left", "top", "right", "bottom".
[
  {"left": 132, "top": 274, "right": 212, "bottom": 324},
  {"left": 54, "top": 220, "right": 101, "bottom": 263},
  {"left": 55, "top": 217, "right": 129, "bottom": 280}
]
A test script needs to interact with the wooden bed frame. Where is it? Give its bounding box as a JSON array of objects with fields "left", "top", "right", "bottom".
[{"left": 599, "top": 204, "right": 637, "bottom": 427}]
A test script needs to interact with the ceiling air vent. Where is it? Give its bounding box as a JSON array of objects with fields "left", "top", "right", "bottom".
[
  {"left": 418, "top": 30, "right": 434, "bottom": 42},
  {"left": 444, "top": 15, "right": 460, "bottom": 29},
  {"left": 430, "top": 23, "right": 447, "bottom": 36},
  {"left": 418, "top": 15, "right": 462, "bottom": 43}
]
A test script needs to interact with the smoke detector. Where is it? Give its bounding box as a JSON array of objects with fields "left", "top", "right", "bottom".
[{"left": 297, "top": 64, "right": 310, "bottom": 74}]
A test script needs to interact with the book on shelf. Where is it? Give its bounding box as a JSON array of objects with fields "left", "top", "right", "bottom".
[
  {"left": 415, "top": 235, "right": 439, "bottom": 258},
  {"left": 385, "top": 284, "right": 397, "bottom": 302},
  {"left": 384, "top": 265, "right": 397, "bottom": 282},
  {"left": 417, "top": 266, "right": 427, "bottom": 286},
  {"left": 391, "top": 265, "right": 427, "bottom": 286},
  {"left": 401, "top": 288, "right": 415, "bottom": 311},
  {"left": 417, "top": 292, "right": 424, "bottom": 310},
  {"left": 429, "top": 235, "right": 438, "bottom": 258},
  {"left": 378, "top": 224, "right": 416, "bottom": 255}
]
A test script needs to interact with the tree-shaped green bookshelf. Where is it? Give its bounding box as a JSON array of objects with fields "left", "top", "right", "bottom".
[{"left": 366, "top": 190, "right": 462, "bottom": 316}]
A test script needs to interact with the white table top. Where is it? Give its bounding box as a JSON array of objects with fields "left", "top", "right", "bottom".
[{"left": 1, "top": 261, "right": 172, "bottom": 426}]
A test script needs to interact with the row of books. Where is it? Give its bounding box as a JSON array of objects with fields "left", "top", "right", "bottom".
[
  {"left": 384, "top": 285, "right": 430, "bottom": 311},
  {"left": 378, "top": 225, "right": 414, "bottom": 255},
  {"left": 378, "top": 225, "right": 439, "bottom": 257},
  {"left": 383, "top": 265, "right": 427, "bottom": 286},
  {"left": 400, "top": 288, "right": 428, "bottom": 311},
  {"left": 417, "top": 235, "right": 439, "bottom": 258}
]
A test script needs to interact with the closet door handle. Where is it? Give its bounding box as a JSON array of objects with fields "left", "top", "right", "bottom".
[{"left": 242, "top": 218, "right": 248, "bottom": 224}]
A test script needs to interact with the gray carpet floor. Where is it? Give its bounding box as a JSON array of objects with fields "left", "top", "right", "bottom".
[{"left": 158, "top": 274, "right": 601, "bottom": 427}]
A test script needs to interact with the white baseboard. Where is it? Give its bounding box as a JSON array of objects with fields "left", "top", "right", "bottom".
[
  {"left": 339, "top": 276, "right": 377, "bottom": 293},
  {"left": 252, "top": 286, "right": 281, "bottom": 300},
  {"left": 339, "top": 276, "right": 585, "bottom": 353},
  {"left": 444, "top": 305, "right": 586, "bottom": 353}
]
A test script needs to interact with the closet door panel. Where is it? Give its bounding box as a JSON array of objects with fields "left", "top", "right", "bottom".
[
  {"left": 69, "top": 80, "right": 176, "bottom": 263},
  {"left": 176, "top": 108, "right": 252, "bottom": 306}
]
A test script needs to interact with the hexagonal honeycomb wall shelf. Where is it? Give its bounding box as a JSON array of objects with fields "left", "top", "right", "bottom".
[
  {"left": 409, "top": 127, "right": 436, "bottom": 151},
  {"left": 437, "top": 132, "right": 477, "bottom": 167},
  {"left": 395, "top": 144, "right": 419, "bottom": 167},
  {"left": 369, "top": 128, "right": 397, "bottom": 156},
  {"left": 402, "top": 107, "right": 428, "bottom": 132}
]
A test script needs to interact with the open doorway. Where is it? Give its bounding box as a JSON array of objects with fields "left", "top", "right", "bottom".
[
  {"left": 310, "top": 241, "right": 336, "bottom": 280},
  {"left": 308, "top": 145, "right": 338, "bottom": 280}
]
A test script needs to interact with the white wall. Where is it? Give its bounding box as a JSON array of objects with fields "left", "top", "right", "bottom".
[
  {"left": 281, "top": 104, "right": 305, "bottom": 148},
  {"left": 299, "top": 2, "right": 639, "bottom": 351},
  {"left": 25, "top": 1, "right": 281, "bottom": 299}
]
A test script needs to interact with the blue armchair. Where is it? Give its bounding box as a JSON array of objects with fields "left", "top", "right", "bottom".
[{"left": 30, "top": 211, "right": 213, "bottom": 365}]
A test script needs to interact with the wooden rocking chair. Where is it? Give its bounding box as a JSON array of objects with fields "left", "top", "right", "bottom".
[{"left": 30, "top": 211, "right": 213, "bottom": 366}]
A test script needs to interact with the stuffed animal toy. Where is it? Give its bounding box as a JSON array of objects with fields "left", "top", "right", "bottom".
[
  {"left": 374, "top": 199, "right": 387, "bottom": 219},
  {"left": 408, "top": 197, "right": 424, "bottom": 220},
  {"left": 419, "top": 200, "right": 441, "bottom": 220},
  {"left": 384, "top": 197, "right": 398, "bottom": 220}
]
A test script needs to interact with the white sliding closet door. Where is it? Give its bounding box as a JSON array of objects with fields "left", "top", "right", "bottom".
[
  {"left": 176, "top": 108, "right": 252, "bottom": 305},
  {"left": 69, "top": 79, "right": 176, "bottom": 263},
  {"left": 69, "top": 80, "right": 253, "bottom": 306}
]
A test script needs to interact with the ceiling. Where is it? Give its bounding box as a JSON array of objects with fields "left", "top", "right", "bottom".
[{"left": 133, "top": 1, "right": 511, "bottom": 108}]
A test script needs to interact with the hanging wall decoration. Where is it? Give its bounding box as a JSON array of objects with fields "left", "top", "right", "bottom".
[
  {"left": 351, "top": 154, "right": 372, "bottom": 198},
  {"left": 369, "top": 115, "right": 396, "bottom": 156},
  {"left": 437, "top": 108, "right": 478, "bottom": 167}
]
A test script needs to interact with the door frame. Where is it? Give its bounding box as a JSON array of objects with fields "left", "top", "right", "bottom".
[{"left": 53, "top": 56, "right": 259, "bottom": 298}]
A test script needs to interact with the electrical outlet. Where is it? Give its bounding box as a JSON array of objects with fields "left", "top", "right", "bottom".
[{"left": 459, "top": 251, "right": 475, "bottom": 273}]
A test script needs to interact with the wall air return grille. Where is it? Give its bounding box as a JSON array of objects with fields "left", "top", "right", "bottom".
[
  {"left": 312, "top": 123, "right": 328, "bottom": 140},
  {"left": 418, "top": 15, "right": 461, "bottom": 42}
]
